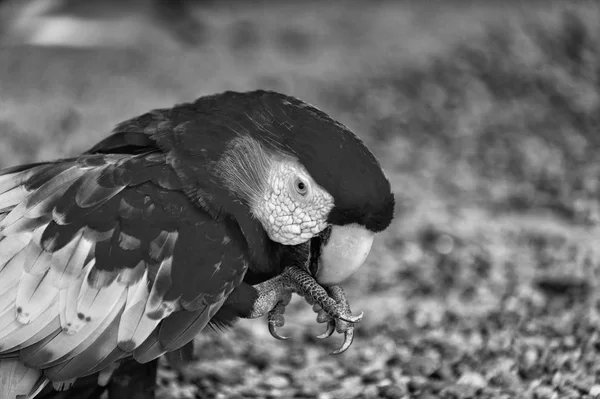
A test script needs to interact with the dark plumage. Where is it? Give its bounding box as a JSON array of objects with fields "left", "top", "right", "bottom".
[{"left": 0, "top": 90, "right": 394, "bottom": 398}]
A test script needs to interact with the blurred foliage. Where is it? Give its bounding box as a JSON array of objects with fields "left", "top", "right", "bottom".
[{"left": 325, "top": 5, "right": 600, "bottom": 225}]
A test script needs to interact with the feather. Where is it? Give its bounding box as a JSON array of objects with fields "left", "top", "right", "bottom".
[
  {"left": 0, "top": 302, "right": 59, "bottom": 353},
  {"left": 21, "top": 225, "right": 52, "bottom": 275},
  {"left": 132, "top": 330, "right": 164, "bottom": 364},
  {"left": 117, "top": 197, "right": 144, "bottom": 221},
  {"left": 1, "top": 216, "right": 51, "bottom": 236},
  {"left": 82, "top": 227, "right": 113, "bottom": 246},
  {"left": 0, "top": 233, "right": 32, "bottom": 269},
  {"left": 159, "top": 298, "right": 226, "bottom": 352},
  {"left": 49, "top": 231, "right": 92, "bottom": 289},
  {"left": 25, "top": 375, "right": 49, "bottom": 399},
  {"left": 117, "top": 272, "right": 159, "bottom": 352},
  {"left": 93, "top": 224, "right": 143, "bottom": 273},
  {"left": 75, "top": 170, "right": 125, "bottom": 209},
  {"left": 53, "top": 168, "right": 124, "bottom": 226},
  {"left": 52, "top": 379, "right": 76, "bottom": 392},
  {"left": 76, "top": 265, "right": 125, "bottom": 324},
  {"left": 148, "top": 231, "right": 178, "bottom": 262},
  {"left": 20, "top": 289, "right": 126, "bottom": 369},
  {"left": 85, "top": 131, "right": 155, "bottom": 154},
  {"left": 86, "top": 268, "right": 118, "bottom": 289},
  {"left": 145, "top": 257, "right": 178, "bottom": 320},
  {"left": 42, "top": 290, "right": 127, "bottom": 374},
  {"left": 0, "top": 359, "right": 42, "bottom": 399},
  {"left": 15, "top": 270, "right": 59, "bottom": 324},
  {"left": 0, "top": 249, "right": 29, "bottom": 298},
  {"left": 20, "top": 163, "right": 72, "bottom": 191},
  {"left": 0, "top": 307, "right": 17, "bottom": 340},
  {"left": 0, "top": 186, "right": 28, "bottom": 213},
  {"left": 59, "top": 270, "right": 86, "bottom": 335},
  {"left": 40, "top": 221, "right": 84, "bottom": 253},
  {"left": 118, "top": 231, "right": 141, "bottom": 251},
  {"left": 83, "top": 347, "right": 126, "bottom": 379},
  {"left": 0, "top": 166, "right": 85, "bottom": 230},
  {"left": 0, "top": 167, "right": 40, "bottom": 193},
  {"left": 116, "top": 260, "right": 146, "bottom": 285},
  {"left": 0, "top": 284, "right": 18, "bottom": 315},
  {"left": 14, "top": 316, "right": 61, "bottom": 353},
  {"left": 43, "top": 300, "right": 127, "bottom": 381}
]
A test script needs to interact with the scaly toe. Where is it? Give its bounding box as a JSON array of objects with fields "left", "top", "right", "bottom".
[{"left": 316, "top": 309, "right": 331, "bottom": 324}]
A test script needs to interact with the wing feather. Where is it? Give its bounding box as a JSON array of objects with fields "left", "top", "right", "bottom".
[
  {"left": 21, "top": 226, "right": 53, "bottom": 275},
  {"left": 0, "top": 302, "right": 59, "bottom": 353},
  {"left": 159, "top": 298, "right": 227, "bottom": 352},
  {"left": 3, "top": 216, "right": 51, "bottom": 237},
  {"left": 77, "top": 266, "right": 126, "bottom": 325},
  {"left": 15, "top": 270, "right": 59, "bottom": 324},
  {"left": 0, "top": 285, "right": 18, "bottom": 315},
  {"left": 0, "top": 359, "right": 43, "bottom": 399},
  {"left": 0, "top": 151, "right": 251, "bottom": 388},
  {"left": 145, "top": 257, "right": 177, "bottom": 320},
  {"left": 48, "top": 230, "right": 92, "bottom": 289},
  {"left": 117, "top": 271, "right": 159, "bottom": 351},
  {"left": 0, "top": 165, "right": 84, "bottom": 230},
  {"left": 59, "top": 280, "right": 86, "bottom": 335},
  {"left": 0, "top": 250, "right": 28, "bottom": 298},
  {"left": 44, "top": 303, "right": 127, "bottom": 381},
  {"left": 0, "top": 234, "right": 31, "bottom": 269},
  {"left": 20, "top": 289, "right": 127, "bottom": 369},
  {"left": 132, "top": 330, "right": 163, "bottom": 364}
]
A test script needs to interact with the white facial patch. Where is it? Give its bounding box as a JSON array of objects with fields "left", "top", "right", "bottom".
[
  {"left": 253, "top": 161, "right": 334, "bottom": 245},
  {"left": 216, "top": 136, "right": 334, "bottom": 245}
]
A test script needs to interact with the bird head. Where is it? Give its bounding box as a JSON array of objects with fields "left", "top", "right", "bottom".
[{"left": 203, "top": 91, "right": 394, "bottom": 286}]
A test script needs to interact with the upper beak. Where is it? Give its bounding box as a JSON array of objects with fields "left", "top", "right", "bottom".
[{"left": 314, "top": 224, "right": 374, "bottom": 286}]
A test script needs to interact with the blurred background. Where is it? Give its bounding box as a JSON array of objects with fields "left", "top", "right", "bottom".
[{"left": 2, "top": 1, "right": 600, "bottom": 398}]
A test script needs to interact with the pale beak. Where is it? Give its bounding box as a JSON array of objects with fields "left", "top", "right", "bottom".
[{"left": 315, "top": 224, "right": 374, "bottom": 286}]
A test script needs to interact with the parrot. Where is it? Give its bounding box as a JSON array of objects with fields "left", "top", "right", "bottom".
[{"left": 0, "top": 90, "right": 395, "bottom": 398}]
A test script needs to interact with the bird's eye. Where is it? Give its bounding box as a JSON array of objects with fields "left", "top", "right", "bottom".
[{"left": 294, "top": 178, "right": 308, "bottom": 196}]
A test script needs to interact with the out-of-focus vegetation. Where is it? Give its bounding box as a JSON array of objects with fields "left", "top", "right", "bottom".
[{"left": 3, "top": 1, "right": 600, "bottom": 398}]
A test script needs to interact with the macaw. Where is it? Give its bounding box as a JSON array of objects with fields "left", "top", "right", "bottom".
[{"left": 0, "top": 90, "right": 394, "bottom": 398}]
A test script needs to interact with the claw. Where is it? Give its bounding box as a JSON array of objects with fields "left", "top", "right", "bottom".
[
  {"left": 267, "top": 300, "right": 290, "bottom": 340},
  {"left": 269, "top": 322, "right": 289, "bottom": 340},
  {"left": 249, "top": 267, "right": 362, "bottom": 353},
  {"left": 316, "top": 319, "right": 335, "bottom": 339},
  {"left": 337, "top": 311, "right": 363, "bottom": 324},
  {"left": 330, "top": 328, "right": 354, "bottom": 355}
]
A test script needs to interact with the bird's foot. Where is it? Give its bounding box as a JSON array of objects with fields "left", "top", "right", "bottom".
[
  {"left": 246, "top": 275, "right": 293, "bottom": 341},
  {"left": 311, "top": 286, "right": 357, "bottom": 355},
  {"left": 248, "top": 266, "right": 362, "bottom": 354}
]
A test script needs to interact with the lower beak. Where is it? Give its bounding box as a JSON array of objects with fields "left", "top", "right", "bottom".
[{"left": 314, "top": 224, "right": 374, "bottom": 286}]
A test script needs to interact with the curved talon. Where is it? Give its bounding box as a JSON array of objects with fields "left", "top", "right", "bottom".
[
  {"left": 267, "top": 300, "right": 290, "bottom": 341},
  {"left": 269, "top": 322, "right": 289, "bottom": 340},
  {"left": 316, "top": 319, "right": 335, "bottom": 339},
  {"left": 330, "top": 328, "right": 355, "bottom": 355},
  {"left": 337, "top": 311, "right": 363, "bottom": 324}
]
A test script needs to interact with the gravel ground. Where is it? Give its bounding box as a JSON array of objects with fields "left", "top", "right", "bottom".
[{"left": 2, "top": 2, "right": 600, "bottom": 398}]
